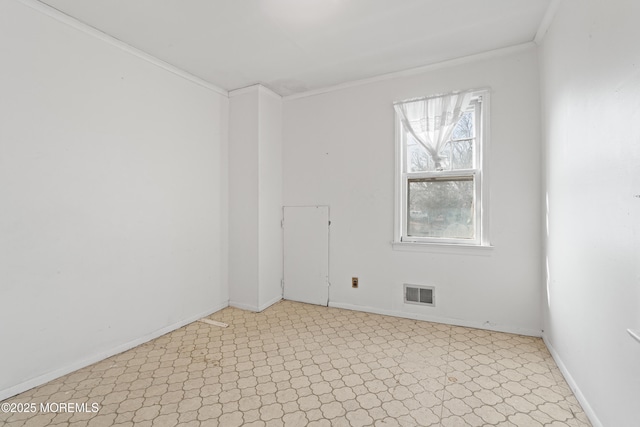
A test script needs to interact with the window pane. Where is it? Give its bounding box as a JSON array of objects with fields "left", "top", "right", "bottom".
[
  {"left": 451, "top": 111, "right": 474, "bottom": 140},
  {"left": 406, "top": 137, "right": 432, "bottom": 172},
  {"left": 404, "top": 110, "right": 475, "bottom": 173},
  {"left": 407, "top": 177, "right": 474, "bottom": 239},
  {"left": 444, "top": 139, "right": 474, "bottom": 170}
]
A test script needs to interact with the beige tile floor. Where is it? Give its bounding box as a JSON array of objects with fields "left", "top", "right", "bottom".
[{"left": 1, "top": 300, "right": 591, "bottom": 427}]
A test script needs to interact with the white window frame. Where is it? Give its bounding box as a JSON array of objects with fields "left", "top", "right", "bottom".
[{"left": 393, "top": 89, "right": 491, "bottom": 248}]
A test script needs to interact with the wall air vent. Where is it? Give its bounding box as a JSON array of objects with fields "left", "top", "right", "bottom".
[{"left": 404, "top": 284, "right": 434, "bottom": 306}]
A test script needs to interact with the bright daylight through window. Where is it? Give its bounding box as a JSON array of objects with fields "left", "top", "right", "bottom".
[{"left": 394, "top": 89, "right": 489, "bottom": 246}]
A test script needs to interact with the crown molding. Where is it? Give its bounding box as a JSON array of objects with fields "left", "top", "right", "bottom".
[
  {"left": 228, "top": 84, "right": 260, "bottom": 98},
  {"left": 284, "top": 42, "right": 536, "bottom": 101},
  {"left": 18, "top": 0, "right": 228, "bottom": 96},
  {"left": 229, "top": 83, "right": 282, "bottom": 100},
  {"left": 534, "top": 0, "right": 563, "bottom": 45},
  {"left": 257, "top": 84, "right": 283, "bottom": 101}
]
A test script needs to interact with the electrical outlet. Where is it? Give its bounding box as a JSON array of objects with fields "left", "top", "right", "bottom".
[{"left": 352, "top": 277, "right": 358, "bottom": 288}]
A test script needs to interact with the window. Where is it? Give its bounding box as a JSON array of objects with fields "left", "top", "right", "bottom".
[{"left": 394, "top": 89, "right": 489, "bottom": 246}]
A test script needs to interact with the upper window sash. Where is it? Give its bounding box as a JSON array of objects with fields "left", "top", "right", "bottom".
[{"left": 402, "top": 99, "right": 480, "bottom": 174}]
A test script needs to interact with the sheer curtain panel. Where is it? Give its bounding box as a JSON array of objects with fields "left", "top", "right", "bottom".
[{"left": 394, "top": 91, "right": 473, "bottom": 170}]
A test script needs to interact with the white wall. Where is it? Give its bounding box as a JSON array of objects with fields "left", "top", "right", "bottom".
[
  {"left": 228, "top": 89, "right": 260, "bottom": 310},
  {"left": 258, "top": 89, "right": 284, "bottom": 310},
  {"left": 228, "top": 85, "right": 283, "bottom": 311},
  {"left": 539, "top": 0, "right": 640, "bottom": 425},
  {"left": 0, "top": 0, "right": 228, "bottom": 400},
  {"left": 283, "top": 47, "right": 542, "bottom": 335}
]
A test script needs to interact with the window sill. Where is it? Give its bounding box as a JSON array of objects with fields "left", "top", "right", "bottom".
[{"left": 392, "top": 241, "right": 494, "bottom": 256}]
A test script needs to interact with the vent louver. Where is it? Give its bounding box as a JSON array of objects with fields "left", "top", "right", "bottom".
[{"left": 404, "top": 284, "right": 434, "bottom": 306}]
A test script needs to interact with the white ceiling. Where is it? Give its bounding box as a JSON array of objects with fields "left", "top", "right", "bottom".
[{"left": 38, "top": 0, "right": 551, "bottom": 96}]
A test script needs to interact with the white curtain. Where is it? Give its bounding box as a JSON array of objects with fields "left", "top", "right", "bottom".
[{"left": 395, "top": 91, "right": 472, "bottom": 170}]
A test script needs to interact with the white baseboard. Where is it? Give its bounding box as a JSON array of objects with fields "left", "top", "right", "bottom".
[
  {"left": 229, "top": 295, "right": 283, "bottom": 313},
  {"left": 328, "top": 302, "right": 542, "bottom": 337},
  {"left": 0, "top": 301, "right": 229, "bottom": 402},
  {"left": 542, "top": 335, "right": 602, "bottom": 427},
  {"left": 259, "top": 295, "right": 283, "bottom": 312},
  {"left": 228, "top": 300, "right": 259, "bottom": 312}
]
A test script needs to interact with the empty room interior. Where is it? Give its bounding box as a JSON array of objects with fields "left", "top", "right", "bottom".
[{"left": 1, "top": 0, "right": 639, "bottom": 426}]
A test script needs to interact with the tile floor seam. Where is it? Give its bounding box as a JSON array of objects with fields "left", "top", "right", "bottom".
[{"left": 438, "top": 323, "right": 453, "bottom": 427}]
